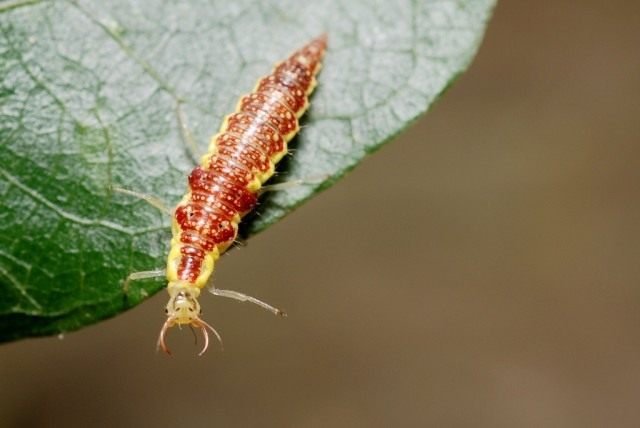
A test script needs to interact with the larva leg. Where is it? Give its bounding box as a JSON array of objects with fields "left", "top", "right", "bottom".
[
  {"left": 231, "top": 239, "right": 247, "bottom": 249},
  {"left": 210, "top": 287, "right": 287, "bottom": 317},
  {"left": 123, "top": 268, "right": 166, "bottom": 293},
  {"left": 113, "top": 187, "right": 172, "bottom": 217}
]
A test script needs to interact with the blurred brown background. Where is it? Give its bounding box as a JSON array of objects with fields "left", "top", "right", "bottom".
[{"left": 2, "top": 0, "right": 639, "bottom": 426}]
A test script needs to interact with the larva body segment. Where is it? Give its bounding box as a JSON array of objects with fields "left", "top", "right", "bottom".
[{"left": 159, "top": 35, "right": 327, "bottom": 354}]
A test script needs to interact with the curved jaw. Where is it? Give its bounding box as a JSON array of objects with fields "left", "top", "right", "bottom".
[
  {"left": 159, "top": 283, "right": 223, "bottom": 355},
  {"left": 157, "top": 316, "right": 223, "bottom": 356}
]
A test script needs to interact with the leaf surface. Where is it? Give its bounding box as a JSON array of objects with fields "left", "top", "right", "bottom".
[{"left": 0, "top": 0, "right": 496, "bottom": 341}]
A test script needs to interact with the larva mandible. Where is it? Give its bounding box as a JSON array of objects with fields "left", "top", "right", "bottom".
[{"left": 157, "top": 35, "right": 327, "bottom": 355}]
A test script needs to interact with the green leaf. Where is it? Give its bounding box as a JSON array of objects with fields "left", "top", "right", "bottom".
[{"left": 0, "top": 0, "right": 496, "bottom": 342}]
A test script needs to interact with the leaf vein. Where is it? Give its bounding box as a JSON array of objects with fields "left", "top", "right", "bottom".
[
  {"left": 0, "top": 166, "right": 133, "bottom": 234},
  {"left": 0, "top": 0, "right": 42, "bottom": 14},
  {"left": 67, "top": 0, "right": 199, "bottom": 157},
  {"left": 0, "top": 263, "right": 42, "bottom": 311}
]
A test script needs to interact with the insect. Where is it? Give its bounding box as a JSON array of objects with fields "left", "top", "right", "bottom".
[{"left": 123, "top": 35, "right": 327, "bottom": 355}]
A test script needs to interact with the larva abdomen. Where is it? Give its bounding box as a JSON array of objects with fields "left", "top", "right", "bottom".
[{"left": 167, "top": 35, "right": 327, "bottom": 288}]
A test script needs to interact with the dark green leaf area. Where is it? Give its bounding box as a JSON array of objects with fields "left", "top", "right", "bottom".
[{"left": 0, "top": 0, "right": 496, "bottom": 341}]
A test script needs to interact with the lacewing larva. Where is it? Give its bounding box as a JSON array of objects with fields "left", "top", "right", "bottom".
[{"left": 127, "top": 35, "right": 327, "bottom": 355}]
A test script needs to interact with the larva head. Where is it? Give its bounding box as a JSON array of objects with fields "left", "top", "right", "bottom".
[
  {"left": 158, "top": 283, "right": 222, "bottom": 356},
  {"left": 164, "top": 284, "right": 201, "bottom": 324}
]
